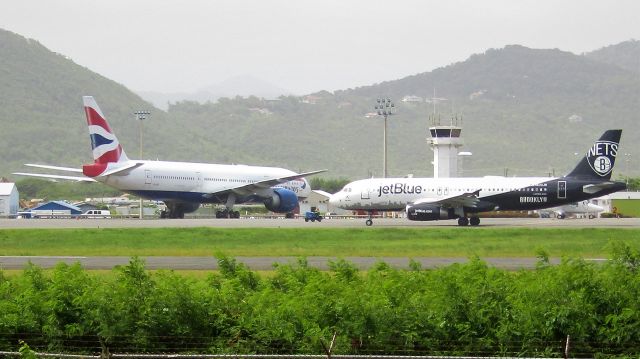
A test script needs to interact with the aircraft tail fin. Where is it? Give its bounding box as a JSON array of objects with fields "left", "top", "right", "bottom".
[
  {"left": 566, "top": 129, "right": 621, "bottom": 180},
  {"left": 82, "top": 96, "right": 129, "bottom": 177}
]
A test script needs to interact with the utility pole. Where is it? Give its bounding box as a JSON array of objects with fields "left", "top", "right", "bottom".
[
  {"left": 374, "top": 98, "right": 395, "bottom": 178},
  {"left": 134, "top": 110, "right": 150, "bottom": 219}
]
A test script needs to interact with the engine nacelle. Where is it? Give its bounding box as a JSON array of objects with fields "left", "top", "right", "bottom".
[
  {"left": 264, "top": 188, "right": 299, "bottom": 213},
  {"left": 406, "top": 204, "right": 455, "bottom": 221}
]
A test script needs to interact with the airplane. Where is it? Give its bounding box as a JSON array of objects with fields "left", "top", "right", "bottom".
[
  {"left": 329, "top": 130, "right": 626, "bottom": 226},
  {"left": 540, "top": 200, "right": 604, "bottom": 219},
  {"left": 14, "top": 96, "right": 325, "bottom": 218}
]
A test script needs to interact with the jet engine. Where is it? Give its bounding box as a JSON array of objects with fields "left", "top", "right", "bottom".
[
  {"left": 162, "top": 201, "right": 200, "bottom": 218},
  {"left": 264, "top": 188, "right": 299, "bottom": 213},
  {"left": 406, "top": 204, "right": 456, "bottom": 221}
]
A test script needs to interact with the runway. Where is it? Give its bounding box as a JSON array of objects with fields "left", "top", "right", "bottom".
[
  {"left": 0, "top": 255, "right": 581, "bottom": 271},
  {"left": 1, "top": 217, "right": 638, "bottom": 229}
]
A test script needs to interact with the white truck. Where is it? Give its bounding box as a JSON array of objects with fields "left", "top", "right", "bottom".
[{"left": 80, "top": 210, "right": 112, "bottom": 219}]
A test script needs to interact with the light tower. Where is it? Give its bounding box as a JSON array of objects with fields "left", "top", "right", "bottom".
[
  {"left": 374, "top": 98, "right": 395, "bottom": 178},
  {"left": 134, "top": 110, "right": 150, "bottom": 219},
  {"left": 426, "top": 114, "right": 464, "bottom": 178}
]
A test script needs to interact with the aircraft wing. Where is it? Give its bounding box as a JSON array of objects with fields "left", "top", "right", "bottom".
[
  {"left": 412, "top": 190, "right": 482, "bottom": 208},
  {"left": 206, "top": 169, "right": 327, "bottom": 197},
  {"left": 13, "top": 172, "right": 96, "bottom": 182}
]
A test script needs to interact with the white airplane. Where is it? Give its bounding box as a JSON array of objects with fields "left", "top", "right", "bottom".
[
  {"left": 329, "top": 130, "right": 626, "bottom": 226},
  {"left": 15, "top": 96, "right": 325, "bottom": 218},
  {"left": 541, "top": 200, "right": 604, "bottom": 219}
]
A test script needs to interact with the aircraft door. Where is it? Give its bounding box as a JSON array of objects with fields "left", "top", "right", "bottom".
[
  {"left": 361, "top": 188, "right": 370, "bottom": 200},
  {"left": 196, "top": 172, "right": 203, "bottom": 191},
  {"left": 144, "top": 170, "right": 152, "bottom": 185},
  {"left": 557, "top": 181, "right": 567, "bottom": 199}
]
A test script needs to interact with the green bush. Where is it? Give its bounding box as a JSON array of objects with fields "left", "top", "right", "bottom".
[{"left": 2, "top": 248, "right": 640, "bottom": 356}]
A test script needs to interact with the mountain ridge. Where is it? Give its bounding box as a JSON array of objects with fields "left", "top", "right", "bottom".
[{"left": 1, "top": 28, "right": 638, "bottom": 179}]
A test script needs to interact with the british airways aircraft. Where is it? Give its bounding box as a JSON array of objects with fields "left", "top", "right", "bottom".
[
  {"left": 329, "top": 130, "right": 626, "bottom": 226},
  {"left": 15, "top": 96, "right": 325, "bottom": 218}
]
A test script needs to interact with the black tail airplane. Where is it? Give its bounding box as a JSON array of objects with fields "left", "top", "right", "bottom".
[{"left": 330, "top": 130, "right": 626, "bottom": 226}]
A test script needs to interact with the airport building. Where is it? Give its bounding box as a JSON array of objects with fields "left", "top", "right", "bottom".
[
  {"left": 0, "top": 183, "right": 19, "bottom": 217},
  {"left": 27, "top": 201, "right": 82, "bottom": 218},
  {"left": 427, "top": 115, "right": 468, "bottom": 178},
  {"left": 299, "top": 190, "right": 348, "bottom": 215}
]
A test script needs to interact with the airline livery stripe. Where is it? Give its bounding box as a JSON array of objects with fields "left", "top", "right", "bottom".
[
  {"left": 84, "top": 107, "right": 111, "bottom": 130},
  {"left": 92, "top": 142, "right": 120, "bottom": 160},
  {"left": 87, "top": 125, "right": 116, "bottom": 139}
]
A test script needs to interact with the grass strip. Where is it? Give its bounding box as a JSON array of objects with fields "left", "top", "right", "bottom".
[{"left": 1, "top": 227, "right": 639, "bottom": 257}]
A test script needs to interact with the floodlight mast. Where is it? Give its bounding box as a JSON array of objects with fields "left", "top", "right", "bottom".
[
  {"left": 134, "top": 110, "right": 150, "bottom": 219},
  {"left": 374, "top": 98, "right": 395, "bottom": 178}
]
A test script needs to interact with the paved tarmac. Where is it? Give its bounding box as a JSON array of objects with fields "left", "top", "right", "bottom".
[
  {"left": 0, "top": 255, "right": 580, "bottom": 271},
  {"left": 1, "top": 217, "right": 638, "bottom": 229}
]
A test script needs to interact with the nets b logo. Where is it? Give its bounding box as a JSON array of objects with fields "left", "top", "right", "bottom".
[{"left": 586, "top": 141, "right": 617, "bottom": 177}]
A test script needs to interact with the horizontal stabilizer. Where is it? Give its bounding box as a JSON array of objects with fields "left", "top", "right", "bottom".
[
  {"left": 25, "top": 164, "right": 82, "bottom": 173},
  {"left": 98, "top": 162, "right": 143, "bottom": 177},
  {"left": 13, "top": 172, "right": 96, "bottom": 182},
  {"left": 582, "top": 182, "right": 618, "bottom": 194}
]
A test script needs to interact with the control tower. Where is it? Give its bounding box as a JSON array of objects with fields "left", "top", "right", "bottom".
[{"left": 426, "top": 115, "right": 464, "bottom": 178}]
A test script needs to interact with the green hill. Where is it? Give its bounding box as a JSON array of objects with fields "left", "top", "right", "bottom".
[
  {"left": 0, "top": 29, "right": 203, "bottom": 174},
  {"left": 584, "top": 39, "right": 640, "bottom": 74},
  {"left": 168, "top": 45, "right": 640, "bottom": 178},
  {"left": 1, "top": 28, "right": 638, "bottom": 180}
]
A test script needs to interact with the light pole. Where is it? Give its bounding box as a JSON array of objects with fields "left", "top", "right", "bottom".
[
  {"left": 134, "top": 110, "right": 150, "bottom": 219},
  {"left": 374, "top": 98, "right": 395, "bottom": 178},
  {"left": 624, "top": 153, "right": 631, "bottom": 190}
]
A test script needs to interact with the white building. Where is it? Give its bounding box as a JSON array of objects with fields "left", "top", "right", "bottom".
[
  {"left": 0, "top": 183, "right": 19, "bottom": 217},
  {"left": 427, "top": 122, "right": 464, "bottom": 178},
  {"left": 299, "top": 190, "right": 349, "bottom": 215}
]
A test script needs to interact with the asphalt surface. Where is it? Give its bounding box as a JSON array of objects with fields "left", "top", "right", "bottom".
[
  {"left": 1, "top": 217, "right": 639, "bottom": 229},
  {"left": 0, "top": 255, "right": 577, "bottom": 271},
  {"left": 0, "top": 217, "right": 633, "bottom": 271}
]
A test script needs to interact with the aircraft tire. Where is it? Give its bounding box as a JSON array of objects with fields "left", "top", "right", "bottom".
[
  {"left": 470, "top": 216, "right": 480, "bottom": 226},
  {"left": 365, "top": 219, "right": 373, "bottom": 226},
  {"left": 458, "top": 217, "right": 469, "bottom": 226}
]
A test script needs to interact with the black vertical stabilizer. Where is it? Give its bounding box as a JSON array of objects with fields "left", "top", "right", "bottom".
[{"left": 566, "top": 129, "right": 622, "bottom": 180}]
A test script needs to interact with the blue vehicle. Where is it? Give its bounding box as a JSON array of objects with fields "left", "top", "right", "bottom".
[{"left": 304, "top": 210, "right": 323, "bottom": 222}]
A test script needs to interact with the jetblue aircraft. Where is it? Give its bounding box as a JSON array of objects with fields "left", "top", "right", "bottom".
[
  {"left": 15, "top": 96, "right": 325, "bottom": 218},
  {"left": 329, "top": 130, "right": 625, "bottom": 226}
]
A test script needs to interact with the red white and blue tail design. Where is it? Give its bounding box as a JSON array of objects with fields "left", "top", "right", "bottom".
[{"left": 82, "top": 96, "right": 128, "bottom": 177}]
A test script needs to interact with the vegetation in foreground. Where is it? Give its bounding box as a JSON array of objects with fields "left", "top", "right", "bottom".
[
  {"left": 1, "top": 227, "right": 639, "bottom": 257},
  {"left": 2, "top": 242, "right": 640, "bottom": 357}
]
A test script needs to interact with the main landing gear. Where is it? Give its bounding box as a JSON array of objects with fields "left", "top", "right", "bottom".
[
  {"left": 458, "top": 216, "right": 481, "bottom": 226},
  {"left": 215, "top": 208, "right": 240, "bottom": 218}
]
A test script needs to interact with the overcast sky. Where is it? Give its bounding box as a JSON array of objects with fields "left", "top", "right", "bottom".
[{"left": 1, "top": 0, "right": 639, "bottom": 95}]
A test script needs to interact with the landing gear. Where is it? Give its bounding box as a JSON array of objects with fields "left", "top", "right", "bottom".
[
  {"left": 365, "top": 211, "right": 374, "bottom": 226},
  {"left": 215, "top": 209, "right": 240, "bottom": 218},
  {"left": 457, "top": 216, "right": 480, "bottom": 226}
]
